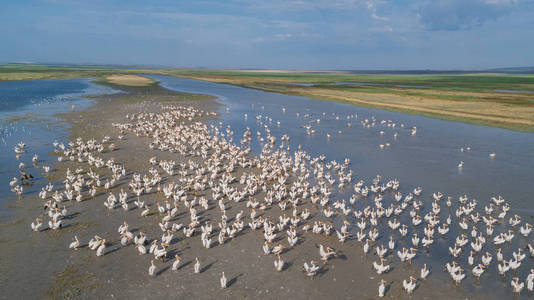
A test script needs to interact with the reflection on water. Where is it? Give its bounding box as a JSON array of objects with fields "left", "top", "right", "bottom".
[{"left": 152, "top": 74, "right": 534, "bottom": 299}]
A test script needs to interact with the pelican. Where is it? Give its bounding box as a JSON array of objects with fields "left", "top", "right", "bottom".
[
  {"left": 96, "top": 239, "right": 106, "bottom": 256},
  {"left": 520, "top": 223, "right": 532, "bottom": 237},
  {"left": 472, "top": 264, "right": 485, "bottom": 279},
  {"left": 527, "top": 269, "right": 534, "bottom": 291},
  {"left": 263, "top": 242, "right": 270, "bottom": 255},
  {"left": 498, "top": 260, "right": 510, "bottom": 275},
  {"left": 373, "top": 258, "right": 390, "bottom": 274},
  {"left": 318, "top": 244, "right": 336, "bottom": 263},
  {"left": 194, "top": 257, "right": 200, "bottom": 273},
  {"left": 511, "top": 277, "right": 524, "bottom": 294},
  {"left": 171, "top": 255, "right": 181, "bottom": 271},
  {"left": 274, "top": 255, "right": 284, "bottom": 271},
  {"left": 378, "top": 279, "right": 386, "bottom": 297},
  {"left": 452, "top": 268, "right": 466, "bottom": 285},
  {"left": 220, "top": 272, "right": 227, "bottom": 289},
  {"left": 30, "top": 218, "right": 42, "bottom": 232},
  {"left": 69, "top": 236, "right": 80, "bottom": 250},
  {"left": 420, "top": 264, "right": 430, "bottom": 280},
  {"left": 402, "top": 276, "right": 417, "bottom": 294},
  {"left": 136, "top": 244, "right": 147, "bottom": 255},
  {"left": 149, "top": 260, "right": 156, "bottom": 276},
  {"left": 303, "top": 260, "right": 320, "bottom": 277}
]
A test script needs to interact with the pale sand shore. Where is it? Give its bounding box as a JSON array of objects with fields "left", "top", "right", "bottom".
[
  {"left": 0, "top": 83, "right": 491, "bottom": 300},
  {"left": 105, "top": 75, "right": 156, "bottom": 87}
]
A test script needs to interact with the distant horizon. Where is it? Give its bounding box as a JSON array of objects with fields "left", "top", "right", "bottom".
[
  {"left": 3, "top": 62, "right": 534, "bottom": 74},
  {"left": 1, "top": 1, "right": 533, "bottom": 70}
]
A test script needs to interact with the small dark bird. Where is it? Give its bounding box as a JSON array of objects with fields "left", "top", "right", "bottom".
[{"left": 20, "top": 171, "right": 34, "bottom": 185}]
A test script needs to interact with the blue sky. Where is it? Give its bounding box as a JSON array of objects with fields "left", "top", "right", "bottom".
[{"left": 1, "top": 0, "right": 533, "bottom": 69}]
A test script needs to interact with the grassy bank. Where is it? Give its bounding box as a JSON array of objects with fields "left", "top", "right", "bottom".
[
  {"left": 163, "top": 69, "right": 534, "bottom": 132},
  {"left": 2, "top": 64, "right": 534, "bottom": 132}
]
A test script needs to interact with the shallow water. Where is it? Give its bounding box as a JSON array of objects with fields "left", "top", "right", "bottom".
[
  {"left": 0, "top": 79, "right": 117, "bottom": 222},
  {"left": 495, "top": 89, "right": 534, "bottom": 94},
  {"left": 152, "top": 74, "right": 534, "bottom": 298}
]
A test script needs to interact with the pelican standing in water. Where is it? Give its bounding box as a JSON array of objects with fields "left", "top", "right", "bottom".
[
  {"left": 420, "top": 264, "right": 430, "bottom": 280},
  {"left": 511, "top": 277, "right": 524, "bottom": 294},
  {"left": 402, "top": 276, "right": 417, "bottom": 294},
  {"left": 69, "top": 236, "right": 80, "bottom": 250}
]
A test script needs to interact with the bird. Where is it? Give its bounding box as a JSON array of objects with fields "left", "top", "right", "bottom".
[
  {"left": 96, "top": 239, "right": 106, "bottom": 256},
  {"left": 69, "top": 236, "right": 80, "bottom": 250},
  {"left": 171, "top": 255, "right": 181, "bottom": 271},
  {"left": 30, "top": 218, "right": 42, "bottom": 232},
  {"left": 511, "top": 277, "right": 524, "bottom": 294},
  {"left": 303, "top": 260, "right": 320, "bottom": 277},
  {"left": 194, "top": 257, "right": 200, "bottom": 273},
  {"left": 220, "top": 272, "right": 227, "bottom": 289},
  {"left": 378, "top": 279, "right": 386, "bottom": 297},
  {"left": 402, "top": 276, "right": 417, "bottom": 294},
  {"left": 274, "top": 255, "right": 284, "bottom": 271},
  {"left": 420, "top": 264, "right": 430, "bottom": 280},
  {"left": 149, "top": 260, "right": 156, "bottom": 276}
]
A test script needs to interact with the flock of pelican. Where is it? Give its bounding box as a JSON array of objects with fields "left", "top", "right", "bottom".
[{"left": 11, "top": 102, "right": 534, "bottom": 298}]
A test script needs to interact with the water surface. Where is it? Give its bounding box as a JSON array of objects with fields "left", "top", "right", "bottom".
[{"left": 0, "top": 79, "right": 117, "bottom": 221}]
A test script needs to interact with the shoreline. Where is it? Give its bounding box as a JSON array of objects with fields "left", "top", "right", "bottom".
[
  {"left": 0, "top": 81, "right": 497, "bottom": 299},
  {"left": 2, "top": 69, "right": 533, "bottom": 133},
  {"left": 0, "top": 83, "right": 219, "bottom": 298},
  {"left": 162, "top": 73, "right": 534, "bottom": 133}
]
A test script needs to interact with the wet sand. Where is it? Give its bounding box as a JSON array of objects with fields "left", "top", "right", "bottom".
[{"left": 0, "top": 83, "right": 493, "bottom": 299}]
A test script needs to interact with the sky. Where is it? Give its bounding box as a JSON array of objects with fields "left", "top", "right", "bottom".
[{"left": 1, "top": 0, "right": 533, "bottom": 70}]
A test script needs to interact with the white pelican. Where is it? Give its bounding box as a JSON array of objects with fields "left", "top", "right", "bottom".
[
  {"left": 303, "top": 261, "right": 320, "bottom": 277},
  {"left": 378, "top": 279, "right": 386, "bottom": 297},
  {"left": 511, "top": 277, "right": 524, "bottom": 294},
  {"left": 220, "top": 272, "right": 227, "bottom": 289},
  {"left": 69, "top": 236, "right": 80, "bottom": 250},
  {"left": 472, "top": 264, "right": 485, "bottom": 279},
  {"left": 420, "top": 264, "right": 430, "bottom": 280},
  {"left": 171, "top": 255, "right": 181, "bottom": 271},
  {"left": 30, "top": 218, "right": 42, "bottom": 232},
  {"left": 194, "top": 257, "right": 200, "bottom": 273},
  {"left": 402, "top": 276, "right": 417, "bottom": 294},
  {"left": 274, "top": 255, "right": 284, "bottom": 271},
  {"left": 96, "top": 239, "right": 106, "bottom": 256},
  {"left": 149, "top": 260, "right": 156, "bottom": 276}
]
